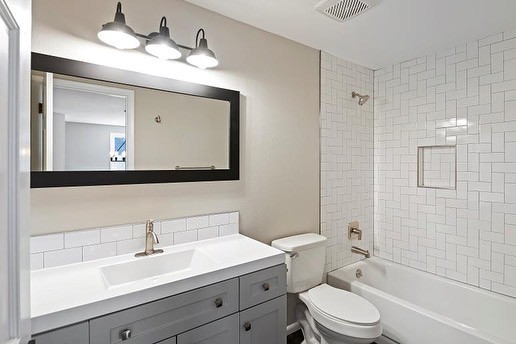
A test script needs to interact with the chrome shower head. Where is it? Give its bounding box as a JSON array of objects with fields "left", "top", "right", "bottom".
[{"left": 352, "top": 91, "right": 370, "bottom": 106}]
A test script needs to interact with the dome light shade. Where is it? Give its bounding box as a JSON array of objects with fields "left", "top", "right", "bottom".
[
  {"left": 98, "top": 2, "right": 140, "bottom": 49},
  {"left": 145, "top": 17, "right": 181, "bottom": 60},
  {"left": 186, "top": 30, "right": 218, "bottom": 69}
]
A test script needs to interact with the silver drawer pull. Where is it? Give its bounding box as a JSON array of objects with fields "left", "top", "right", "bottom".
[
  {"left": 244, "top": 321, "right": 252, "bottom": 331},
  {"left": 262, "top": 283, "right": 270, "bottom": 291},
  {"left": 120, "top": 329, "right": 132, "bottom": 341},
  {"left": 215, "top": 298, "right": 223, "bottom": 308}
]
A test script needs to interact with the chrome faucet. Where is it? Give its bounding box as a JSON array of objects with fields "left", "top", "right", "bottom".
[
  {"left": 135, "top": 220, "right": 164, "bottom": 257},
  {"left": 351, "top": 246, "right": 370, "bottom": 258}
]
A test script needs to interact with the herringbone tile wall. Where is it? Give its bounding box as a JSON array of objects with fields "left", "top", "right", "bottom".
[
  {"left": 374, "top": 30, "right": 516, "bottom": 297},
  {"left": 320, "top": 52, "right": 374, "bottom": 273}
]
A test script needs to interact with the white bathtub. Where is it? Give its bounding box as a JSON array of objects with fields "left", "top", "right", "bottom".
[{"left": 327, "top": 258, "right": 516, "bottom": 344}]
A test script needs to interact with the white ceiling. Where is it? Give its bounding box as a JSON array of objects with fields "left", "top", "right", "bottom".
[
  {"left": 185, "top": 0, "right": 516, "bottom": 69},
  {"left": 54, "top": 88, "right": 126, "bottom": 127}
]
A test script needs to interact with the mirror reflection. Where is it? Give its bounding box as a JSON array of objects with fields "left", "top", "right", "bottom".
[{"left": 31, "top": 72, "right": 230, "bottom": 172}]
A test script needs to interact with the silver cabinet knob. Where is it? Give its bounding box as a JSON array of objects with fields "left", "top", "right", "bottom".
[
  {"left": 262, "top": 283, "right": 270, "bottom": 291},
  {"left": 215, "top": 298, "right": 223, "bottom": 308},
  {"left": 244, "top": 321, "right": 252, "bottom": 331},
  {"left": 120, "top": 329, "right": 132, "bottom": 341}
]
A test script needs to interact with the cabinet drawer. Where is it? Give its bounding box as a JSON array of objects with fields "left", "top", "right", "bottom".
[
  {"left": 33, "top": 322, "right": 89, "bottom": 344},
  {"left": 90, "top": 278, "right": 238, "bottom": 344},
  {"left": 239, "top": 264, "right": 287, "bottom": 309},
  {"left": 177, "top": 314, "right": 238, "bottom": 344}
]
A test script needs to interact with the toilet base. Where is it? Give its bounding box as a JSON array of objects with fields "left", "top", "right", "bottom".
[{"left": 296, "top": 303, "right": 378, "bottom": 344}]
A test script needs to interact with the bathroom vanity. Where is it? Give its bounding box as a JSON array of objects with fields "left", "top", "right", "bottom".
[{"left": 30, "top": 235, "right": 287, "bottom": 344}]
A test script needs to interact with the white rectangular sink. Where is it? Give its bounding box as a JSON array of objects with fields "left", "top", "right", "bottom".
[{"left": 100, "top": 248, "right": 219, "bottom": 287}]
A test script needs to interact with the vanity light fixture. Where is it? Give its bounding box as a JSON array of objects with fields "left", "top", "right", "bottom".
[
  {"left": 98, "top": 2, "right": 219, "bottom": 69},
  {"left": 186, "top": 29, "right": 219, "bottom": 69}
]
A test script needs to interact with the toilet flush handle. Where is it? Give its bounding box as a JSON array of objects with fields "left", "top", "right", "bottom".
[{"left": 290, "top": 252, "right": 299, "bottom": 259}]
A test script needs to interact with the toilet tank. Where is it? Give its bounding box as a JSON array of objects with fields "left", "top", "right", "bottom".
[{"left": 271, "top": 234, "right": 327, "bottom": 293}]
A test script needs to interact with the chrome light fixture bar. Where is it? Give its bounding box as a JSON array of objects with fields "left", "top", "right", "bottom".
[{"left": 98, "top": 2, "right": 219, "bottom": 69}]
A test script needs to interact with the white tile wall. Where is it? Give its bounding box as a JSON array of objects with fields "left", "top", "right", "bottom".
[
  {"left": 30, "top": 211, "right": 239, "bottom": 270},
  {"left": 374, "top": 31, "right": 516, "bottom": 298},
  {"left": 321, "top": 51, "right": 375, "bottom": 272}
]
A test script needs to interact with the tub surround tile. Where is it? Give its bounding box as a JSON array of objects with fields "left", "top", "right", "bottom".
[
  {"left": 31, "top": 212, "right": 239, "bottom": 270},
  {"left": 373, "top": 30, "right": 516, "bottom": 299},
  {"left": 320, "top": 51, "right": 374, "bottom": 272}
]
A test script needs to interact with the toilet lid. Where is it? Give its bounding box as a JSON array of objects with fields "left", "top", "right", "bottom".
[{"left": 307, "top": 284, "right": 380, "bottom": 326}]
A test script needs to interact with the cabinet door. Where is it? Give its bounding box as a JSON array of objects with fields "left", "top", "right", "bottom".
[
  {"left": 177, "top": 314, "right": 238, "bottom": 344},
  {"left": 239, "top": 296, "right": 286, "bottom": 344},
  {"left": 32, "top": 322, "right": 89, "bottom": 344}
]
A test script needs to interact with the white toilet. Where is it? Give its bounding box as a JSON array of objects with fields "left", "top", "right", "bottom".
[{"left": 271, "top": 233, "right": 382, "bottom": 344}]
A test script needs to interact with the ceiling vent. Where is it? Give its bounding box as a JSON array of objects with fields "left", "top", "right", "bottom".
[{"left": 314, "top": 0, "right": 381, "bottom": 22}]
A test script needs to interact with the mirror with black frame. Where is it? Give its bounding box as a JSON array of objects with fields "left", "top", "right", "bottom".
[{"left": 30, "top": 53, "right": 240, "bottom": 188}]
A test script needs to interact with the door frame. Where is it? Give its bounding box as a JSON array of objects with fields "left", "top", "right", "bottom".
[
  {"left": 51, "top": 77, "right": 135, "bottom": 169},
  {"left": 0, "top": 0, "right": 31, "bottom": 343}
]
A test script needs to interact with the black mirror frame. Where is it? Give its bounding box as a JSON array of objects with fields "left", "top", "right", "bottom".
[{"left": 30, "top": 53, "right": 239, "bottom": 188}]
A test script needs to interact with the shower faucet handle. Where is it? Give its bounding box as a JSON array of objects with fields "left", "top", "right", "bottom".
[{"left": 348, "top": 221, "right": 362, "bottom": 240}]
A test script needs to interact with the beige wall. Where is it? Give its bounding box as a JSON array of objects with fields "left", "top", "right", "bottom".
[{"left": 30, "top": 0, "right": 320, "bottom": 244}]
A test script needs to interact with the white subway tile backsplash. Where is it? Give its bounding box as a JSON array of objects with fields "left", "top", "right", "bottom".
[
  {"left": 117, "top": 238, "right": 146, "bottom": 255},
  {"left": 209, "top": 213, "right": 230, "bottom": 226},
  {"left": 44, "top": 248, "right": 82, "bottom": 268},
  {"left": 31, "top": 212, "right": 239, "bottom": 269},
  {"left": 30, "top": 253, "right": 44, "bottom": 270},
  {"left": 101, "top": 225, "right": 133, "bottom": 243},
  {"left": 162, "top": 219, "right": 186, "bottom": 233},
  {"left": 64, "top": 229, "right": 100, "bottom": 248},
  {"left": 174, "top": 230, "right": 197, "bottom": 245},
  {"left": 198, "top": 226, "right": 219, "bottom": 240},
  {"left": 229, "top": 212, "right": 239, "bottom": 224},
  {"left": 30, "top": 233, "right": 63, "bottom": 253},
  {"left": 187, "top": 216, "right": 209, "bottom": 230},
  {"left": 219, "top": 223, "right": 239, "bottom": 236},
  {"left": 83, "top": 243, "right": 117, "bottom": 262}
]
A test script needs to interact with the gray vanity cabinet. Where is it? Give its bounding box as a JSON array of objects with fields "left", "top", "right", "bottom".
[
  {"left": 177, "top": 314, "right": 239, "bottom": 344},
  {"left": 32, "top": 322, "right": 89, "bottom": 344},
  {"left": 239, "top": 296, "right": 287, "bottom": 344},
  {"left": 32, "top": 264, "right": 287, "bottom": 344}
]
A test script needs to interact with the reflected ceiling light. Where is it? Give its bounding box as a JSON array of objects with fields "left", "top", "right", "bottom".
[
  {"left": 98, "top": 2, "right": 219, "bottom": 69},
  {"left": 186, "top": 29, "right": 219, "bottom": 70},
  {"left": 145, "top": 17, "right": 181, "bottom": 60},
  {"left": 98, "top": 2, "right": 140, "bottom": 50}
]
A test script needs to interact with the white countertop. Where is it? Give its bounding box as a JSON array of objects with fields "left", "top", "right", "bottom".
[{"left": 31, "top": 234, "right": 285, "bottom": 334}]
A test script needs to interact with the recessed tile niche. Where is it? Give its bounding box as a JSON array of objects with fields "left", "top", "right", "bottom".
[{"left": 417, "top": 146, "right": 456, "bottom": 190}]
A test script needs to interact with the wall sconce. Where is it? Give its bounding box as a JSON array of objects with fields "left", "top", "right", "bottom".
[{"left": 98, "top": 2, "right": 219, "bottom": 69}]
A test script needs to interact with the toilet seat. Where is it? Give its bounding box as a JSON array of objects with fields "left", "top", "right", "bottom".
[{"left": 299, "top": 284, "right": 382, "bottom": 340}]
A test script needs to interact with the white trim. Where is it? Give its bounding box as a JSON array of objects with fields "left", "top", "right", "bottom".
[
  {"left": 0, "top": 0, "right": 31, "bottom": 342},
  {"left": 52, "top": 78, "right": 135, "bottom": 169},
  {"left": 43, "top": 72, "right": 53, "bottom": 171}
]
